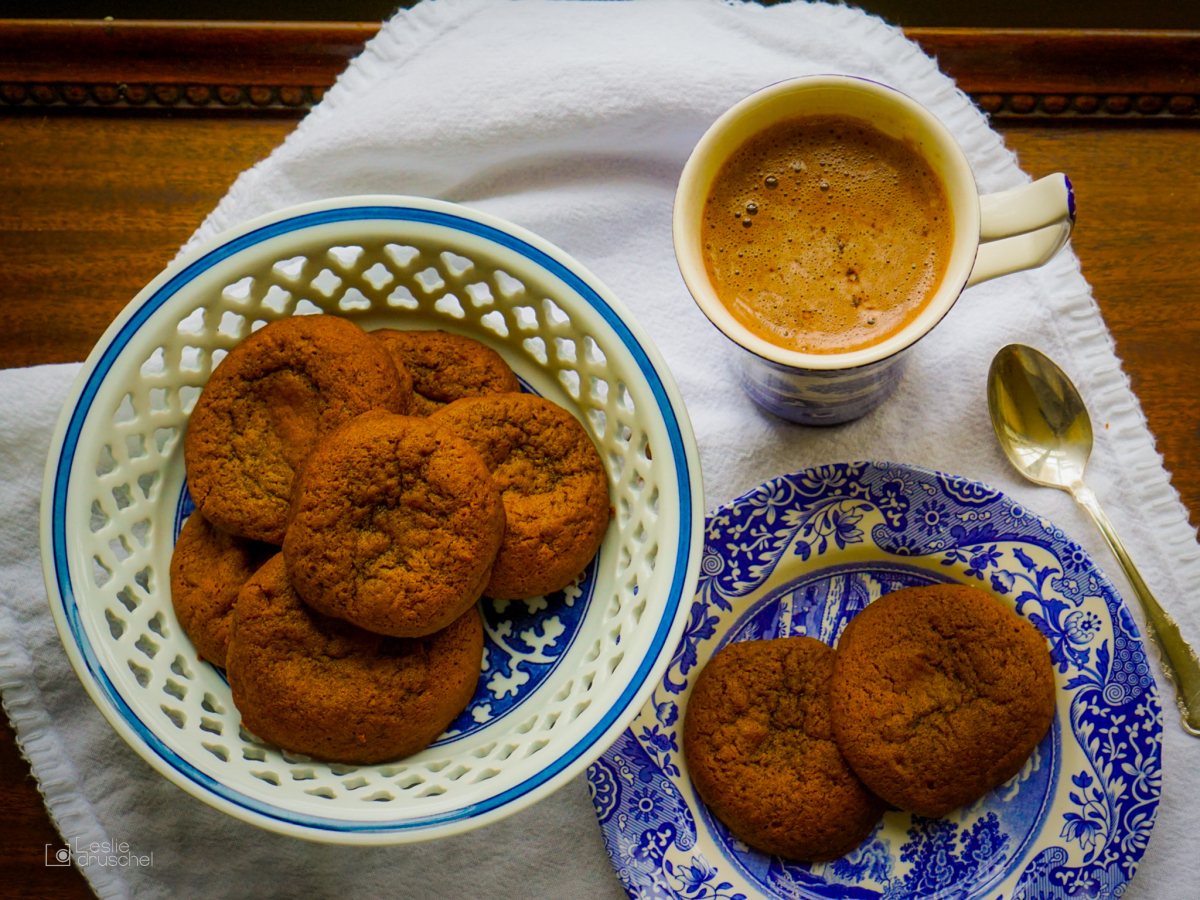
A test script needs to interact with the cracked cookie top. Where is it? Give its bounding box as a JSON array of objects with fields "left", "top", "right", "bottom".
[
  {"left": 830, "top": 583, "right": 1056, "bottom": 816},
  {"left": 430, "top": 393, "right": 610, "bottom": 600},
  {"left": 168, "top": 512, "right": 274, "bottom": 669},
  {"left": 683, "top": 636, "right": 887, "bottom": 862},
  {"left": 184, "top": 315, "right": 411, "bottom": 544},
  {"left": 227, "top": 554, "right": 483, "bottom": 764},
  {"left": 373, "top": 329, "right": 519, "bottom": 416},
  {"left": 283, "top": 412, "right": 505, "bottom": 637}
]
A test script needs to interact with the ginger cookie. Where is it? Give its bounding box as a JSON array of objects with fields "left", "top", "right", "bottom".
[
  {"left": 683, "top": 637, "right": 887, "bottom": 861},
  {"left": 227, "top": 555, "right": 483, "bottom": 764},
  {"left": 429, "top": 394, "right": 610, "bottom": 600},
  {"left": 830, "top": 583, "right": 1056, "bottom": 817},
  {"left": 283, "top": 412, "right": 505, "bottom": 637},
  {"left": 168, "top": 512, "right": 274, "bottom": 668},
  {"left": 373, "top": 329, "right": 519, "bottom": 416},
  {"left": 184, "top": 314, "right": 411, "bottom": 544}
]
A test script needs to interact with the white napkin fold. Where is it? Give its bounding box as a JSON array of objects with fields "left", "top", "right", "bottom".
[{"left": 3, "top": 1, "right": 1199, "bottom": 897}]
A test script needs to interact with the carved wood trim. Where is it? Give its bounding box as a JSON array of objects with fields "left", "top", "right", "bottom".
[{"left": 1, "top": 21, "right": 1197, "bottom": 123}]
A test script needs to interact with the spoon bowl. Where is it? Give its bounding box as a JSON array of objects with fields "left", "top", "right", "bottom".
[{"left": 988, "top": 345, "right": 1092, "bottom": 490}]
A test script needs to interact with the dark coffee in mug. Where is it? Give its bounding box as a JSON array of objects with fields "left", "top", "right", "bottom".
[{"left": 701, "top": 115, "right": 952, "bottom": 355}]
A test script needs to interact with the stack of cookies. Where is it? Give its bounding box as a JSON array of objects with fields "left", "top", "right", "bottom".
[
  {"left": 170, "top": 315, "right": 611, "bottom": 764},
  {"left": 683, "top": 583, "right": 1056, "bottom": 862}
]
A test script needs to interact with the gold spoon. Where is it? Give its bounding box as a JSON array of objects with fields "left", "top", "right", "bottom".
[{"left": 988, "top": 343, "right": 1200, "bottom": 736}]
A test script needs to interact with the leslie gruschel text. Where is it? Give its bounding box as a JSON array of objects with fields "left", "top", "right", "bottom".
[{"left": 46, "top": 838, "right": 153, "bottom": 868}]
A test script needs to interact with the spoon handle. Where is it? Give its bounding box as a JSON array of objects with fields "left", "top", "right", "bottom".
[{"left": 1072, "top": 483, "right": 1200, "bottom": 736}]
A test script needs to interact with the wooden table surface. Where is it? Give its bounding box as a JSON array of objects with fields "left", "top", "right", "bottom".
[{"left": 1, "top": 22, "right": 1198, "bottom": 899}]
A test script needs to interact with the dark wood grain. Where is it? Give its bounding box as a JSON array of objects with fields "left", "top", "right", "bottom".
[
  {"left": 0, "top": 20, "right": 376, "bottom": 84},
  {"left": 911, "top": 28, "right": 1200, "bottom": 93},
  {"left": 2, "top": 21, "right": 1196, "bottom": 92},
  {"left": 0, "top": 116, "right": 297, "bottom": 369},
  {"left": 1002, "top": 126, "right": 1200, "bottom": 520},
  {"left": 0, "top": 719, "right": 95, "bottom": 900},
  {"left": 1, "top": 23, "right": 1198, "bottom": 900},
  {"left": 0, "top": 22, "right": 1197, "bottom": 120},
  {"left": 0, "top": 114, "right": 295, "bottom": 900}
]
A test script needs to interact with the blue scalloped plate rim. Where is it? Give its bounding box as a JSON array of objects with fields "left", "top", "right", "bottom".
[{"left": 587, "top": 461, "right": 1162, "bottom": 900}]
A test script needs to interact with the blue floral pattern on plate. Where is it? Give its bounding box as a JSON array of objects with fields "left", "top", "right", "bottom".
[{"left": 587, "top": 462, "right": 1161, "bottom": 900}]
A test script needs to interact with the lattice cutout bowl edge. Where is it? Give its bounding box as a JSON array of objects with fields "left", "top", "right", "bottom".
[{"left": 40, "top": 195, "right": 704, "bottom": 844}]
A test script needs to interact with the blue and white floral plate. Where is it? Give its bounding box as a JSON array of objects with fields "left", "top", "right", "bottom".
[{"left": 588, "top": 462, "right": 1162, "bottom": 900}]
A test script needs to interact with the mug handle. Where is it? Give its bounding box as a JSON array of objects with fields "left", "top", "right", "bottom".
[{"left": 966, "top": 173, "right": 1075, "bottom": 287}]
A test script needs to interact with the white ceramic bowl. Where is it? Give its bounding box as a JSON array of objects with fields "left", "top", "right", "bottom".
[{"left": 40, "top": 195, "right": 704, "bottom": 844}]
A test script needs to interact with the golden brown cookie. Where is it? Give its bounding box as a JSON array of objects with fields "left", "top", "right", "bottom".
[
  {"left": 184, "top": 314, "right": 411, "bottom": 545},
  {"left": 168, "top": 512, "right": 274, "bottom": 668},
  {"left": 830, "top": 584, "right": 1056, "bottom": 817},
  {"left": 429, "top": 394, "right": 610, "bottom": 600},
  {"left": 683, "top": 637, "right": 887, "bottom": 861},
  {"left": 283, "top": 412, "right": 505, "bottom": 637},
  {"left": 227, "top": 555, "right": 483, "bottom": 764},
  {"left": 372, "top": 329, "right": 519, "bottom": 416}
]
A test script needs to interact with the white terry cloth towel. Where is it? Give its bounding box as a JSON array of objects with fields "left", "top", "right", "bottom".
[{"left": 3, "top": 1, "right": 1199, "bottom": 897}]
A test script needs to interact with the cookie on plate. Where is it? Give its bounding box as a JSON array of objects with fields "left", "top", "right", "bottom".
[
  {"left": 227, "top": 554, "right": 483, "bottom": 764},
  {"left": 683, "top": 636, "right": 887, "bottom": 861},
  {"left": 373, "top": 329, "right": 519, "bottom": 416},
  {"left": 184, "top": 314, "right": 411, "bottom": 544},
  {"left": 168, "top": 512, "right": 274, "bottom": 668},
  {"left": 830, "top": 583, "right": 1056, "bottom": 817},
  {"left": 283, "top": 412, "right": 505, "bottom": 637},
  {"left": 429, "top": 393, "right": 610, "bottom": 600}
]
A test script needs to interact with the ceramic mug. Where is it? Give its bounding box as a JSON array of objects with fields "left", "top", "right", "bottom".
[{"left": 673, "top": 75, "right": 1075, "bottom": 425}]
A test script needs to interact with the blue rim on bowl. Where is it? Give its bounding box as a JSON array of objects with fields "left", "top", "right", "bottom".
[{"left": 40, "top": 196, "right": 705, "bottom": 843}]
